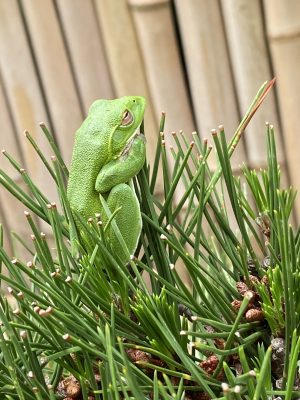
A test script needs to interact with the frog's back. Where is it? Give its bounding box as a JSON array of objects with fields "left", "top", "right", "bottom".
[{"left": 67, "top": 99, "right": 114, "bottom": 219}]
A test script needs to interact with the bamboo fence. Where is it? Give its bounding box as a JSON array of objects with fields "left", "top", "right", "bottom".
[{"left": 0, "top": 0, "right": 300, "bottom": 253}]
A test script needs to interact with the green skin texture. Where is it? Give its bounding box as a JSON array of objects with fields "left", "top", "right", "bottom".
[{"left": 67, "top": 96, "right": 146, "bottom": 263}]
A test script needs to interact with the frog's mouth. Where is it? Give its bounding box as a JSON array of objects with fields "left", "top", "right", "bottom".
[{"left": 121, "top": 123, "right": 144, "bottom": 158}]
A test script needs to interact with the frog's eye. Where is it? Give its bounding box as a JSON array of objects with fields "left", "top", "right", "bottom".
[{"left": 121, "top": 110, "right": 134, "bottom": 126}]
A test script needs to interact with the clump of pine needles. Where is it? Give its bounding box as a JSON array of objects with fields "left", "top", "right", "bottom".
[{"left": 0, "top": 80, "right": 299, "bottom": 400}]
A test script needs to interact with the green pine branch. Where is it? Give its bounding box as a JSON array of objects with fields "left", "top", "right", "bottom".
[{"left": 0, "top": 80, "right": 299, "bottom": 399}]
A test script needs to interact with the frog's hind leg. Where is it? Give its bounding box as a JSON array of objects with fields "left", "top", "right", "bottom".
[{"left": 101, "top": 183, "right": 142, "bottom": 264}]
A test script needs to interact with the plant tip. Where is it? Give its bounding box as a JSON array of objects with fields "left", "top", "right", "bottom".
[
  {"left": 234, "top": 386, "right": 241, "bottom": 394},
  {"left": 211, "top": 129, "right": 217, "bottom": 136},
  {"left": 27, "top": 371, "right": 35, "bottom": 379},
  {"left": 245, "top": 291, "right": 254, "bottom": 300},
  {"left": 63, "top": 333, "right": 71, "bottom": 341},
  {"left": 7, "top": 287, "right": 13, "bottom": 294},
  {"left": 20, "top": 330, "right": 28, "bottom": 339},
  {"left": 221, "top": 383, "right": 229, "bottom": 392},
  {"left": 166, "top": 224, "right": 172, "bottom": 232}
]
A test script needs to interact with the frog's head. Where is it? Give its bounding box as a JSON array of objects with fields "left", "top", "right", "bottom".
[{"left": 87, "top": 96, "right": 146, "bottom": 161}]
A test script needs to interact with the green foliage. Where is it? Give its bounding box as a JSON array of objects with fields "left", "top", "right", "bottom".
[{"left": 0, "top": 81, "right": 300, "bottom": 399}]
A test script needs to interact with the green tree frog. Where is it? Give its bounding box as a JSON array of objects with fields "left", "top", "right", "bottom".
[{"left": 67, "top": 96, "right": 146, "bottom": 263}]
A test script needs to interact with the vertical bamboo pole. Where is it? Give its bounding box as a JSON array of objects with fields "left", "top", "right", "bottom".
[
  {"left": 0, "top": 76, "right": 29, "bottom": 257},
  {"left": 21, "top": 0, "right": 83, "bottom": 165},
  {"left": 0, "top": 0, "right": 57, "bottom": 204},
  {"left": 174, "top": 0, "right": 246, "bottom": 169},
  {"left": 56, "top": 0, "right": 114, "bottom": 114},
  {"left": 129, "top": 0, "right": 195, "bottom": 136},
  {"left": 221, "top": 0, "right": 284, "bottom": 169},
  {"left": 264, "top": 0, "right": 300, "bottom": 213}
]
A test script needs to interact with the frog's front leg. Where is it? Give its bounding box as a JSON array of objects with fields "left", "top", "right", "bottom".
[
  {"left": 95, "top": 135, "right": 146, "bottom": 193},
  {"left": 102, "top": 183, "right": 142, "bottom": 263},
  {"left": 95, "top": 135, "right": 146, "bottom": 263}
]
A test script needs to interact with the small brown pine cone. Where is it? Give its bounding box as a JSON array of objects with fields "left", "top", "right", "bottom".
[
  {"left": 200, "top": 355, "right": 218, "bottom": 375},
  {"left": 236, "top": 281, "right": 249, "bottom": 296},
  {"left": 126, "top": 348, "right": 150, "bottom": 364},
  {"left": 261, "top": 275, "right": 269, "bottom": 285},
  {"left": 214, "top": 338, "right": 225, "bottom": 350},
  {"left": 149, "top": 356, "right": 166, "bottom": 368},
  {"left": 245, "top": 308, "right": 264, "bottom": 322},
  {"left": 249, "top": 275, "right": 260, "bottom": 287},
  {"left": 231, "top": 299, "right": 243, "bottom": 310},
  {"left": 64, "top": 376, "right": 81, "bottom": 399}
]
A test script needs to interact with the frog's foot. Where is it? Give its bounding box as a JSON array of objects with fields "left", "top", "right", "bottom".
[{"left": 101, "top": 183, "right": 142, "bottom": 264}]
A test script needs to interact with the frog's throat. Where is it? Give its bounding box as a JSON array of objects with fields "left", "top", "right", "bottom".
[{"left": 120, "top": 123, "right": 143, "bottom": 158}]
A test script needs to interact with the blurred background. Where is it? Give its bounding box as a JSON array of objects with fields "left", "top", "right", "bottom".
[{"left": 1, "top": 0, "right": 300, "bottom": 253}]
